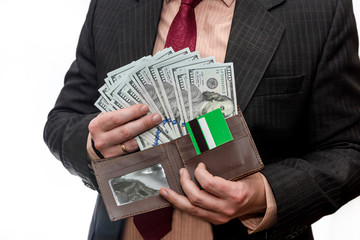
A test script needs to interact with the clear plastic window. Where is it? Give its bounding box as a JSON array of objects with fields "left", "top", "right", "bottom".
[{"left": 109, "top": 163, "right": 170, "bottom": 206}]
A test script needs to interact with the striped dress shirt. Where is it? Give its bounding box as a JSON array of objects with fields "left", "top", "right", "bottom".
[{"left": 123, "top": 0, "right": 276, "bottom": 239}]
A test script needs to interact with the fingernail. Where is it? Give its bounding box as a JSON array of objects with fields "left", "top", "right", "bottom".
[
  {"left": 179, "top": 168, "right": 184, "bottom": 175},
  {"left": 160, "top": 188, "right": 168, "bottom": 197},
  {"left": 153, "top": 114, "right": 162, "bottom": 123},
  {"left": 141, "top": 104, "right": 149, "bottom": 113}
]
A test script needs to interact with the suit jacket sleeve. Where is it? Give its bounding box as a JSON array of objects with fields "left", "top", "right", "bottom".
[
  {"left": 43, "top": 0, "right": 100, "bottom": 190},
  {"left": 261, "top": 0, "right": 360, "bottom": 239}
]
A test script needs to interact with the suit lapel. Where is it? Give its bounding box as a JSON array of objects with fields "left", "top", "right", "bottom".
[
  {"left": 116, "top": 0, "right": 285, "bottom": 111},
  {"left": 255, "top": 0, "right": 286, "bottom": 10},
  {"left": 117, "top": 0, "right": 163, "bottom": 66},
  {"left": 225, "top": 0, "right": 286, "bottom": 111}
]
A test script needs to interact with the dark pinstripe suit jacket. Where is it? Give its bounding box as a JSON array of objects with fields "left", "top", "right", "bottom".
[{"left": 44, "top": 0, "right": 360, "bottom": 239}]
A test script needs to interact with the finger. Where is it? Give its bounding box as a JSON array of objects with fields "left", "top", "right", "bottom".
[
  {"left": 93, "top": 104, "right": 150, "bottom": 131},
  {"left": 194, "top": 163, "right": 233, "bottom": 198},
  {"left": 100, "top": 138, "right": 139, "bottom": 158},
  {"left": 179, "top": 168, "right": 224, "bottom": 212},
  {"left": 119, "top": 139, "right": 139, "bottom": 155},
  {"left": 106, "top": 112, "right": 162, "bottom": 145},
  {"left": 160, "top": 187, "right": 230, "bottom": 225},
  {"left": 94, "top": 112, "right": 161, "bottom": 149},
  {"left": 159, "top": 187, "right": 205, "bottom": 216}
]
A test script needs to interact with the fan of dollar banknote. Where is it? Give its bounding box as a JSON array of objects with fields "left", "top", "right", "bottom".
[{"left": 95, "top": 47, "right": 238, "bottom": 150}]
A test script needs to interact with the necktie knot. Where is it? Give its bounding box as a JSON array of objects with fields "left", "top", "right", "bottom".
[
  {"left": 165, "top": 0, "right": 202, "bottom": 52},
  {"left": 181, "top": 0, "right": 202, "bottom": 8}
]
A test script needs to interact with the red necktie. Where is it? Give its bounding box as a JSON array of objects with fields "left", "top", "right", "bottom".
[
  {"left": 133, "top": 2, "right": 202, "bottom": 239},
  {"left": 165, "top": 0, "right": 203, "bottom": 52},
  {"left": 133, "top": 207, "right": 173, "bottom": 240}
]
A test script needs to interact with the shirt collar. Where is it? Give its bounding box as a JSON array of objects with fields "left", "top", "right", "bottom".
[
  {"left": 166, "top": 0, "right": 235, "bottom": 8},
  {"left": 222, "top": 0, "right": 235, "bottom": 7}
]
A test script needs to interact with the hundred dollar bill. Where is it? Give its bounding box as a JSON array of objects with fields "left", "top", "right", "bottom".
[
  {"left": 98, "top": 80, "right": 113, "bottom": 102},
  {"left": 144, "top": 48, "right": 191, "bottom": 137},
  {"left": 108, "top": 98, "right": 158, "bottom": 148},
  {"left": 111, "top": 83, "right": 162, "bottom": 144},
  {"left": 95, "top": 48, "right": 238, "bottom": 151},
  {"left": 107, "top": 56, "right": 151, "bottom": 88},
  {"left": 118, "top": 84, "right": 173, "bottom": 142},
  {"left": 104, "top": 76, "right": 113, "bottom": 89},
  {"left": 153, "top": 52, "right": 200, "bottom": 136},
  {"left": 172, "top": 56, "right": 216, "bottom": 131},
  {"left": 137, "top": 135, "right": 154, "bottom": 150},
  {"left": 125, "top": 75, "right": 160, "bottom": 120},
  {"left": 94, "top": 95, "right": 154, "bottom": 149},
  {"left": 95, "top": 95, "right": 113, "bottom": 113},
  {"left": 105, "top": 55, "right": 154, "bottom": 110},
  {"left": 129, "top": 48, "right": 177, "bottom": 138},
  {"left": 113, "top": 82, "right": 171, "bottom": 145},
  {"left": 100, "top": 48, "right": 175, "bottom": 114},
  {"left": 187, "top": 63, "right": 238, "bottom": 119},
  {"left": 108, "top": 98, "right": 125, "bottom": 111},
  {"left": 111, "top": 100, "right": 155, "bottom": 148},
  {"left": 130, "top": 70, "right": 175, "bottom": 138},
  {"left": 106, "top": 59, "right": 158, "bottom": 114},
  {"left": 153, "top": 47, "right": 175, "bottom": 60}
]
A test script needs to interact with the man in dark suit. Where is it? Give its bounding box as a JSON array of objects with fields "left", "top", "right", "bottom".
[{"left": 44, "top": 0, "right": 360, "bottom": 239}]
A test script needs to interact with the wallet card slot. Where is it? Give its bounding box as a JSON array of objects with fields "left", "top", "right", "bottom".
[
  {"left": 175, "top": 114, "right": 249, "bottom": 162},
  {"left": 96, "top": 154, "right": 166, "bottom": 175},
  {"left": 183, "top": 137, "right": 263, "bottom": 184},
  {"left": 227, "top": 115, "right": 248, "bottom": 139},
  {"left": 91, "top": 112, "right": 263, "bottom": 221},
  {"left": 175, "top": 135, "right": 197, "bottom": 162},
  {"left": 92, "top": 145, "right": 180, "bottom": 221},
  {"left": 229, "top": 121, "right": 247, "bottom": 139},
  {"left": 175, "top": 115, "right": 247, "bottom": 165}
]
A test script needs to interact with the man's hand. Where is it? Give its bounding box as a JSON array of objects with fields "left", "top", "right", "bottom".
[
  {"left": 160, "top": 163, "right": 266, "bottom": 225},
  {"left": 88, "top": 104, "right": 162, "bottom": 158}
]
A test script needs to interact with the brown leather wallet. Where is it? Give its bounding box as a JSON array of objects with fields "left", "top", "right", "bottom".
[{"left": 92, "top": 111, "right": 263, "bottom": 222}]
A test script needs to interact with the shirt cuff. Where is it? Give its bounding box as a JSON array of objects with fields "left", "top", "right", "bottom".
[
  {"left": 239, "top": 173, "right": 277, "bottom": 234},
  {"left": 87, "top": 133, "right": 101, "bottom": 161}
]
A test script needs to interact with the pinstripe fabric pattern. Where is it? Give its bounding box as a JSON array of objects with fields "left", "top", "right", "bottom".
[
  {"left": 123, "top": 209, "right": 213, "bottom": 239},
  {"left": 43, "top": 0, "right": 360, "bottom": 239},
  {"left": 152, "top": 0, "right": 236, "bottom": 63},
  {"left": 117, "top": 0, "right": 163, "bottom": 66},
  {"left": 225, "top": 0, "right": 285, "bottom": 111}
]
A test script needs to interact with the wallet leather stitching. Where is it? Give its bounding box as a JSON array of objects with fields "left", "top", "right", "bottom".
[
  {"left": 93, "top": 168, "right": 116, "bottom": 220},
  {"left": 92, "top": 142, "right": 164, "bottom": 166},
  {"left": 230, "top": 167, "right": 264, "bottom": 181},
  {"left": 93, "top": 150, "right": 173, "bottom": 220},
  {"left": 174, "top": 114, "right": 241, "bottom": 168},
  {"left": 93, "top": 147, "right": 164, "bottom": 168},
  {"left": 174, "top": 139, "right": 189, "bottom": 170},
  {"left": 160, "top": 144, "right": 182, "bottom": 194},
  {"left": 92, "top": 116, "right": 242, "bottom": 166},
  {"left": 92, "top": 112, "right": 264, "bottom": 221},
  {"left": 238, "top": 111, "right": 263, "bottom": 166},
  {"left": 94, "top": 167, "right": 173, "bottom": 220},
  {"left": 184, "top": 137, "right": 247, "bottom": 161},
  {"left": 112, "top": 203, "right": 172, "bottom": 221}
]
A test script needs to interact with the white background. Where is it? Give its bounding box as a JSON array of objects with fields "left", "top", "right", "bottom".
[{"left": 0, "top": 1, "right": 359, "bottom": 239}]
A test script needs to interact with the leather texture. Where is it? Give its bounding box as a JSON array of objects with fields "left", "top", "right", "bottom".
[
  {"left": 43, "top": 0, "right": 360, "bottom": 239},
  {"left": 91, "top": 113, "right": 263, "bottom": 221}
]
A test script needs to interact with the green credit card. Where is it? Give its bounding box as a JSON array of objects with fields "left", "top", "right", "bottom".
[{"left": 185, "top": 108, "right": 233, "bottom": 155}]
